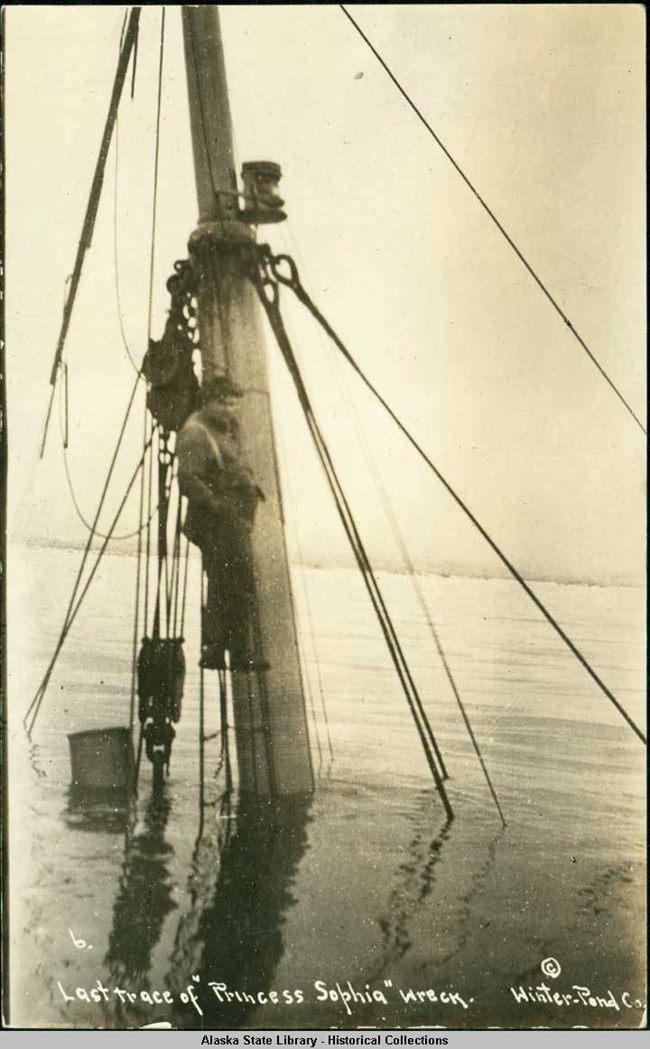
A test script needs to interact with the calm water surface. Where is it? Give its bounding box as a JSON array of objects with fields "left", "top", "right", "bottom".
[{"left": 7, "top": 547, "right": 646, "bottom": 1029}]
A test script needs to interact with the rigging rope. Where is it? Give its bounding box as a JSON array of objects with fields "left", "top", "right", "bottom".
[
  {"left": 353, "top": 421, "right": 506, "bottom": 824},
  {"left": 285, "top": 228, "right": 502, "bottom": 816},
  {"left": 252, "top": 268, "right": 453, "bottom": 817},
  {"left": 146, "top": 8, "right": 166, "bottom": 346},
  {"left": 63, "top": 363, "right": 69, "bottom": 448},
  {"left": 134, "top": 720, "right": 145, "bottom": 793},
  {"left": 218, "top": 669, "right": 233, "bottom": 794},
  {"left": 199, "top": 662, "right": 205, "bottom": 820},
  {"left": 179, "top": 535, "right": 191, "bottom": 637},
  {"left": 275, "top": 407, "right": 334, "bottom": 776},
  {"left": 45, "top": 6, "right": 164, "bottom": 573},
  {"left": 40, "top": 7, "right": 143, "bottom": 457},
  {"left": 142, "top": 420, "right": 155, "bottom": 632},
  {"left": 264, "top": 248, "right": 646, "bottom": 747},
  {"left": 31, "top": 10, "right": 170, "bottom": 758},
  {"left": 136, "top": 5, "right": 168, "bottom": 701},
  {"left": 25, "top": 359, "right": 152, "bottom": 735},
  {"left": 339, "top": 5, "right": 646, "bottom": 438},
  {"left": 277, "top": 229, "right": 339, "bottom": 776},
  {"left": 130, "top": 404, "right": 151, "bottom": 735},
  {"left": 129, "top": 7, "right": 139, "bottom": 99},
  {"left": 57, "top": 368, "right": 156, "bottom": 541},
  {"left": 170, "top": 496, "right": 184, "bottom": 638},
  {"left": 25, "top": 438, "right": 153, "bottom": 736},
  {"left": 113, "top": 115, "right": 143, "bottom": 376},
  {"left": 153, "top": 440, "right": 170, "bottom": 638},
  {"left": 62, "top": 439, "right": 156, "bottom": 542},
  {"left": 54, "top": 368, "right": 141, "bottom": 628}
]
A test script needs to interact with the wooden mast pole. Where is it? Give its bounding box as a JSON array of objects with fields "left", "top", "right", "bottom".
[{"left": 181, "top": 6, "right": 314, "bottom": 796}]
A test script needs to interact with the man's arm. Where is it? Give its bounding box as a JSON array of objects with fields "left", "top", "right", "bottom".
[
  {"left": 176, "top": 423, "right": 226, "bottom": 519},
  {"left": 178, "top": 470, "right": 225, "bottom": 519}
]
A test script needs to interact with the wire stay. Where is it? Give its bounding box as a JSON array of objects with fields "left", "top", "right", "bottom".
[
  {"left": 313, "top": 286, "right": 505, "bottom": 821},
  {"left": 252, "top": 268, "right": 453, "bottom": 817},
  {"left": 339, "top": 5, "right": 646, "bottom": 437},
  {"left": 265, "top": 248, "right": 646, "bottom": 747}
]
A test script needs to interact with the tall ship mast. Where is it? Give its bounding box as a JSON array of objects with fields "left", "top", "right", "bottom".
[
  {"left": 7, "top": 4, "right": 646, "bottom": 1033},
  {"left": 26, "top": 4, "right": 645, "bottom": 813},
  {"left": 180, "top": 6, "right": 313, "bottom": 796}
]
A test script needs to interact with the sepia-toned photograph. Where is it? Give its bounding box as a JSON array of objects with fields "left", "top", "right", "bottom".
[{"left": 3, "top": 4, "right": 646, "bottom": 1032}]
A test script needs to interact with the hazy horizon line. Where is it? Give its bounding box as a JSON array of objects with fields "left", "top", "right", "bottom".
[{"left": 11, "top": 533, "right": 645, "bottom": 590}]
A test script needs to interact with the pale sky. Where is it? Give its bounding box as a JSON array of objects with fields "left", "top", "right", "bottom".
[{"left": 5, "top": 4, "right": 646, "bottom": 584}]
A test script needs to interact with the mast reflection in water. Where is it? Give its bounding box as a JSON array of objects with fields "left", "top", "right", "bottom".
[
  {"left": 105, "top": 789, "right": 177, "bottom": 1003},
  {"left": 170, "top": 795, "right": 312, "bottom": 1029},
  {"left": 99, "top": 776, "right": 311, "bottom": 1029}
]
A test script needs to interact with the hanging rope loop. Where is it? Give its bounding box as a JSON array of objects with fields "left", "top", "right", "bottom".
[
  {"left": 268, "top": 251, "right": 299, "bottom": 289},
  {"left": 255, "top": 266, "right": 280, "bottom": 307}
]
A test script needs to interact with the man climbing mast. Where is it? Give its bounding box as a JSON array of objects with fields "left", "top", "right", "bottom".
[
  {"left": 181, "top": 5, "right": 314, "bottom": 795},
  {"left": 177, "top": 376, "right": 268, "bottom": 674}
]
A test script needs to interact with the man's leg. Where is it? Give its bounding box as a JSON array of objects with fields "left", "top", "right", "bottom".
[
  {"left": 201, "top": 549, "right": 227, "bottom": 670},
  {"left": 225, "top": 533, "right": 269, "bottom": 672}
]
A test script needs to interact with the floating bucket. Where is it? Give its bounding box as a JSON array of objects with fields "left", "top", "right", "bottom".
[{"left": 68, "top": 726, "right": 134, "bottom": 791}]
